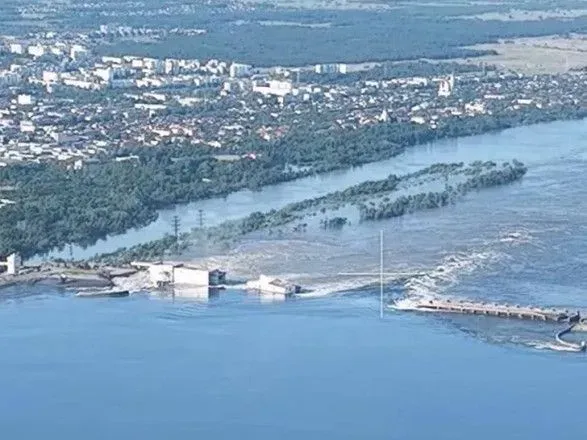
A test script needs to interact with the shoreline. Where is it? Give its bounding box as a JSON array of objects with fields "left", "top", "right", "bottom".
[
  {"left": 31, "top": 110, "right": 587, "bottom": 263},
  {"left": 88, "top": 159, "right": 528, "bottom": 265}
]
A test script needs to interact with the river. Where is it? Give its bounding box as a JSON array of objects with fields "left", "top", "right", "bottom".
[
  {"left": 3, "top": 118, "right": 587, "bottom": 438},
  {"left": 43, "top": 118, "right": 584, "bottom": 261},
  {"left": 1, "top": 289, "right": 586, "bottom": 439}
]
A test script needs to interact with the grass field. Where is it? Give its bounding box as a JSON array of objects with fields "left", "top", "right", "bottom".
[{"left": 457, "top": 34, "right": 587, "bottom": 73}]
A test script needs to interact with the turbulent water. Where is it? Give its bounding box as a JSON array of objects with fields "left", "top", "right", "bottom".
[
  {"left": 3, "top": 119, "right": 587, "bottom": 438},
  {"left": 184, "top": 118, "right": 587, "bottom": 350}
]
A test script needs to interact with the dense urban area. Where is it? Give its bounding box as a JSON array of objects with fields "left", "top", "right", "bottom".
[{"left": 2, "top": 0, "right": 587, "bottom": 259}]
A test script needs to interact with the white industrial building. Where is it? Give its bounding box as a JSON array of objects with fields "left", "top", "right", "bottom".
[
  {"left": 131, "top": 59, "right": 144, "bottom": 69},
  {"left": 102, "top": 56, "right": 123, "bottom": 65},
  {"left": 143, "top": 58, "right": 165, "bottom": 74},
  {"left": 164, "top": 59, "right": 178, "bottom": 75},
  {"left": 62, "top": 78, "right": 96, "bottom": 90},
  {"left": 314, "top": 63, "right": 347, "bottom": 74},
  {"left": 0, "top": 253, "right": 21, "bottom": 275},
  {"left": 131, "top": 262, "right": 226, "bottom": 288},
  {"left": 229, "top": 63, "right": 252, "bottom": 78},
  {"left": 246, "top": 275, "right": 300, "bottom": 296},
  {"left": 252, "top": 79, "right": 293, "bottom": 97}
]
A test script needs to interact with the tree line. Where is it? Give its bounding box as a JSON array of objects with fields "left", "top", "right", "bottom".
[
  {"left": 91, "top": 160, "right": 521, "bottom": 264},
  {"left": 0, "top": 102, "right": 580, "bottom": 259},
  {"left": 359, "top": 161, "right": 527, "bottom": 221}
]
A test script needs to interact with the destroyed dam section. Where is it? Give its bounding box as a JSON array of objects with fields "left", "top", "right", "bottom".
[
  {"left": 394, "top": 298, "right": 587, "bottom": 352},
  {"left": 408, "top": 299, "right": 581, "bottom": 323}
]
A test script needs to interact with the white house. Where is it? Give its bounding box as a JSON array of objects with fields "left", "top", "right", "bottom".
[
  {"left": 27, "top": 45, "right": 45, "bottom": 58},
  {"left": 17, "top": 94, "right": 33, "bottom": 106},
  {"left": 9, "top": 43, "right": 23, "bottom": 55}
]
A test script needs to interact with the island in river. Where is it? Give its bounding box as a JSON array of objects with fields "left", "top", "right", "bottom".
[{"left": 91, "top": 159, "right": 529, "bottom": 264}]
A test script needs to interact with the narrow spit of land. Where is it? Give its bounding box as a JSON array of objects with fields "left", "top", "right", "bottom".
[{"left": 90, "top": 160, "right": 527, "bottom": 265}]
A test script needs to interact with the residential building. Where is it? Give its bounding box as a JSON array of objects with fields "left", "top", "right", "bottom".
[{"left": 229, "top": 63, "right": 252, "bottom": 78}]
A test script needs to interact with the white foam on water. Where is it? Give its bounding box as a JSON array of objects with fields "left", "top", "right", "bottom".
[
  {"left": 190, "top": 228, "right": 538, "bottom": 303},
  {"left": 401, "top": 249, "right": 502, "bottom": 301},
  {"left": 499, "top": 230, "right": 533, "bottom": 243},
  {"left": 112, "top": 271, "right": 151, "bottom": 293},
  {"left": 297, "top": 277, "right": 381, "bottom": 298},
  {"left": 389, "top": 296, "right": 422, "bottom": 311},
  {"left": 526, "top": 340, "right": 584, "bottom": 353},
  {"left": 395, "top": 228, "right": 539, "bottom": 308}
]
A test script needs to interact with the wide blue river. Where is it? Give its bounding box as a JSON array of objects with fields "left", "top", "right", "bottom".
[{"left": 3, "top": 119, "right": 587, "bottom": 438}]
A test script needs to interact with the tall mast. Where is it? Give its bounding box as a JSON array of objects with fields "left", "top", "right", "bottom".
[{"left": 380, "top": 230, "right": 384, "bottom": 319}]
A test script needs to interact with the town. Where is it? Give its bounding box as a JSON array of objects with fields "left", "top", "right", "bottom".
[{"left": 0, "top": 26, "right": 586, "bottom": 170}]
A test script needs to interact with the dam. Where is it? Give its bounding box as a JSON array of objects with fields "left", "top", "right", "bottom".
[
  {"left": 403, "top": 298, "right": 581, "bottom": 323},
  {"left": 393, "top": 298, "right": 586, "bottom": 352}
]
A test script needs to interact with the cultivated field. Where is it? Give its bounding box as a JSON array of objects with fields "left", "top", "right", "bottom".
[{"left": 458, "top": 35, "right": 587, "bottom": 74}]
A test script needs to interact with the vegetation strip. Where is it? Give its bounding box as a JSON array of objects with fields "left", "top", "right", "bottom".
[{"left": 91, "top": 160, "right": 526, "bottom": 264}]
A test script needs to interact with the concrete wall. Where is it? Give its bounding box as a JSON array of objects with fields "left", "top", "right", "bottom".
[
  {"left": 173, "top": 267, "right": 209, "bottom": 286},
  {"left": 0, "top": 253, "right": 21, "bottom": 275},
  {"left": 148, "top": 264, "right": 174, "bottom": 285},
  {"left": 7, "top": 254, "right": 21, "bottom": 275},
  {"left": 257, "top": 275, "right": 294, "bottom": 295},
  {"left": 132, "top": 262, "right": 225, "bottom": 287},
  {"left": 173, "top": 286, "right": 211, "bottom": 301}
]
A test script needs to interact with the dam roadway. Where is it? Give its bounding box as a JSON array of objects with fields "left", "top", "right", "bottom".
[
  {"left": 394, "top": 298, "right": 586, "bottom": 351},
  {"left": 405, "top": 298, "right": 581, "bottom": 322}
]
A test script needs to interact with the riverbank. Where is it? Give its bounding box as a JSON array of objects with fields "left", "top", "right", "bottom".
[
  {"left": 32, "top": 116, "right": 587, "bottom": 265},
  {"left": 16, "top": 106, "right": 587, "bottom": 261},
  {"left": 0, "top": 263, "right": 137, "bottom": 290},
  {"left": 90, "top": 160, "right": 527, "bottom": 264}
]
